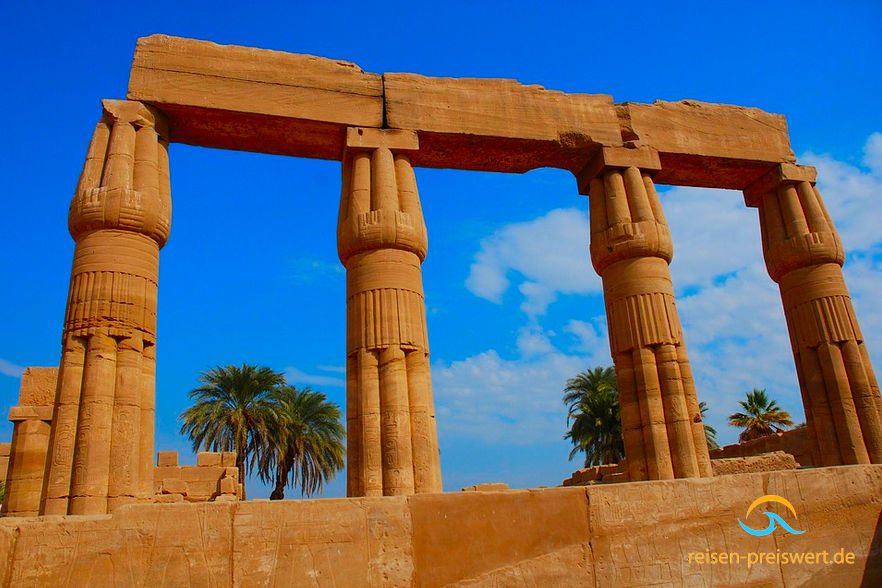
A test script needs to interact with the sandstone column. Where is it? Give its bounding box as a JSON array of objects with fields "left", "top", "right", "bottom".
[
  {"left": 337, "top": 127, "right": 442, "bottom": 496},
  {"left": 40, "top": 100, "right": 171, "bottom": 515},
  {"left": 577, "top": 146, "right": 712, "bottom": 481},
  {"left": 745, "top": 163, "right": 882, "bottom": 467},
  {"left": 2, "top": 368, "right": 57, "bottom": 517}
]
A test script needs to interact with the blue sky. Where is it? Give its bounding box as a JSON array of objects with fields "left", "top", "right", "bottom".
[{"left": 1, "top": 1, "right": 881, "bottom": 498}]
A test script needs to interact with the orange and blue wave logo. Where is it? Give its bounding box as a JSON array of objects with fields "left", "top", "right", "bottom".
[{"left": 738, "top": 495, "right": 806, "bottom": 536}]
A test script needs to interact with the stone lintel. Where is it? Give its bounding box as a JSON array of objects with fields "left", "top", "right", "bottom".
[
  {"left": 576, "top": 146, "right": 661, "bottom": 195},
  {"left": 8, "top": 405, "right": 53, "bottom": 423},
  {"left": 345, "top": 127, "right": 419, "bottom": 152},
  {"left": 743, "top": 163, "right": 817, "bottom": 208}
]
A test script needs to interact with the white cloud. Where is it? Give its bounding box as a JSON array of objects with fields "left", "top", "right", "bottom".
[
  {"left": 284, "top": 366, "right": 344, "bottom": 388},
  {"left": 465, "top": 208, "right": 598, "bottom": 315},
  {"left": 433, "top": 344, "right": 610, "bottom": 446},
  {"left": 316, "top": 365, "right": 345, "bottom": 373},
  {"left": 861, "top": 132, "right": 882, "bottom": 173},
  {"left": 0, "top": 358, "right": 24, "bottom": 378}
]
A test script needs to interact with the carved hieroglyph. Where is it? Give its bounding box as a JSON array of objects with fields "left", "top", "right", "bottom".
[
  {"left": 40, "top": 100, "right": 170, "bottom": 515},
  {"left": 747, "top": 164, "right": 882, "bottom": 466},
  {"left": 578, "top": 147, "right": 713, "bottom": 480},
  {"left": 337, "top": 127, "right": 442, "bottom": 496}
]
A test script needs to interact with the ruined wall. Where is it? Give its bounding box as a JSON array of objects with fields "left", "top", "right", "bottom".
[
  {"left": 153, "top": 451, "right": 241, "bottom": 502},
  {"left": 711, "top": 428, "right": 812, "bottom": 466},
  {"left": 1, "top": 465, "right": 880, "bottom": 586}
]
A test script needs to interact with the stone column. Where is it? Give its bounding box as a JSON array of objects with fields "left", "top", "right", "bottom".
[
  {"left": 40, "top": 100, "right": 171, "bottom": 515},
  {"left": 577, "top": 146, "right": 712, "bottom": 481},
  {"left": 745, "top": 163, "right": 882, "bottom": 467},
  {"left": 337, "top": 127, "right": 442, "bottom": 496},
  {"left": 2, "top": 368, "right": 56, "bottom": 517}
]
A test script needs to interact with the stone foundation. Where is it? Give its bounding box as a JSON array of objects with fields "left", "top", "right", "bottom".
[{"left": 1, "top": 465, "right": 880, "bottom": 586}]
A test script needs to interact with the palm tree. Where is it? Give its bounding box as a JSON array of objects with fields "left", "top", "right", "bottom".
[
  {"left": 563, "top": 367, "right": 624, "bottom": 467},
  {"left": 257, "top": 386, "right": 345, "bottom": 500},
  {"left": 728, "top": 388, "right": 794, "bottom": 442},
  {"left": 179, "top": 364, "right": 285, "bottom": 497},
  {"left": 699, "top": 401, "right": 720, "bottom": 450}
]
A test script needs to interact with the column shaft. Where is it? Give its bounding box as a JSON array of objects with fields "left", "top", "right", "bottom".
[
  {"left": 41, "top": 100, "right": 170, "bottom": 515},
  {"left": 338, "top": 128, "right": 442, "bottom": 496},
  {"left": 749, "top": 167, "right": 882, "bottom": 466},
  {"left": 578, "top": 147, "right": 712, "bottom": 480}
]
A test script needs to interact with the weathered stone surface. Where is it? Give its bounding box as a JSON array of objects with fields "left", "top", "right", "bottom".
[
  {"left": 196, "top": 452, "right": 221, "bottom": 467},
  {"left": 3, "top": 368, "right": 55, "bottom": 517},
  {"left": 748, "top": 166, "right": 882, "bottom": 468},
  {"left": 768, "top": 465, "right": 882, "bottom": 586},
  {"left": 339, "top": 128, "right": 441, "bottom": 497},
  {"left": 622, "top": 99, "right": 795, "bottom": 188},
  {"left": 126, "top": 35, "right": 796, "bottom": 191},
  {"left": 711, "top": 451, "right": 799, "bottom": 476},
  {"left": 579, "top": 148, "right": 712, "bottom": 481},
  {"left": 128, "top": 35, "right": 383, "bottom": 159},
  {"left": 0, "top": 443, "right": 9, "bottom": 486},
  {"left": 5, "top": 503, "right": 234, "bottom": 586},
  {"left": 17, "top": 367, "right": 58, "bottom": 406},
  {"left": 385, "top": 73, "right": 621, "bottom": 173},
  {"left": 711, "top": 427, "right": 812, "bottom": 466},
  {"left": 589, "top": 473, "right": 781, "bottom": 586},
  {"left": 156, "top": 450, "right": 178, "bottom": 467},
  {"left": 233, "top": 497, "right": 413, "bottom": 586},
  {"left": 409, "top": 487, "right": 590, "bottom": 587},
  {"left": 160, "top": 478, "right": 188, "bottom": 496},
  {"left": 0, "top": 466, "right": 880, "bottom": 586},
  {"left": 461, "top": 482, "right": 509, "bottom": 492}
]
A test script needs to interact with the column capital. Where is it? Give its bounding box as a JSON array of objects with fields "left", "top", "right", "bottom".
[
  {"left": 8, "top": 405, "right": 54, "bottom": 423},
  {"left": 577, "top": 146, "right": 661, "bottom": 195},
  {"left": 743, "top": 163, "right": 816, "bottom": 207},
  {"left": 102, "top": 99, "right": 169, "bottom": 139},
  {"left": 345, "top": 127, "right": 418, "bottom": 152}
]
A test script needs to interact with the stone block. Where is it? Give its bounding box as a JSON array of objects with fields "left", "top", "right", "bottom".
[
  {"left": 461, "top": 483, "right": 509, "bottom": 492},
  {"left": 233, "top": 497, "right": 413, "bottom": 586},
  {"left": 224, "top": 466, "right": 239, "bottom": 479},
  {"left": 156, "top": 451, "right": 178, "bottom": 467},
  {"left": 219, "top": 476, "right": 236, "bottom": 495},
  {"left": 711, "top": 451, "right": 799, "bottom": 476},
  {"left": 154, "top": 493, "right": 184, "bottom": 503},
  {"left": 385, "top": 72, "right": 620, "bottom": 173},
  {"left": 161, "top": 478, "right": 188, "bottom": 496},
  {"left": 220, "top": 452, "right": 237, "bottom": 467},
  {"left": 128, "top": 35, "right": 383, "bottom": 160},
  {"left": 197, "top": 452, "right": 221, "bottom": 467},
  {"left": 409, "top": 487, "right": 590, "bottom": 587},
  {"left": 621, "top": 99, "right": 795, "bottom": 189},
  {"left": 17, "top": 367, "right": 58, "bottom": 406}
]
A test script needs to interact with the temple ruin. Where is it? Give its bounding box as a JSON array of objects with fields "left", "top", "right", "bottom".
[{"left": 1, "top": 35, "right": 881, "bottom": 586}]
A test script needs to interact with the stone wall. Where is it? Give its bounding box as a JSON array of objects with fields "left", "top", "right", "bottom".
[
  {"left": 1, "top": 465, "right": 880, "bottom": 586},
  {"left": 0, "top": 444, "right": 9, "bottom": 487},
  {"left": 153, "top": 451, "right": 241, "bottom": 502},
  {"left": 711, "top": 427, "right": 812, "bottom": 466}
]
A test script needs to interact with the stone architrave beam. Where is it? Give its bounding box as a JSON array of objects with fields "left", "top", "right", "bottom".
[{"left": 127, "top": 35, "right": 794, "bottom": 188}]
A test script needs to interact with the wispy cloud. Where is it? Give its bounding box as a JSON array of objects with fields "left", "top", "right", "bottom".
[
  {"left": 284, "top": 366, "right": 345, "bottom": 388},
  {"left": 0, "top": 358, "right": 25, "bottom": 378},
  {"left": 464, "top": 208, "right": 598, "bottom": 316}
]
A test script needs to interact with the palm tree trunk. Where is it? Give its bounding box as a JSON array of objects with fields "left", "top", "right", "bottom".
[
  {"left": 270, "top": 462, "right": 289, "bottom": 500},
  {"left": 235, "top": 433, "right": 247, "bottom": 501}
]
